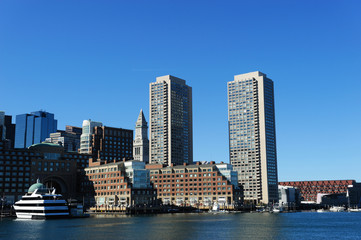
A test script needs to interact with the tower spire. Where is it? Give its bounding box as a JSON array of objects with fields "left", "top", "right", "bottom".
[
  {"left": 136, "top": 109, "right": 147, "bottom": 128},
  {"left": 133, "top": 109, "right": 149, "bottom": 163}
]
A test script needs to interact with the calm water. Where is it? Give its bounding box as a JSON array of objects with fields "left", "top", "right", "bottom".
[{"left": 1, "top": 212, "right": 361, "bottom": 240}]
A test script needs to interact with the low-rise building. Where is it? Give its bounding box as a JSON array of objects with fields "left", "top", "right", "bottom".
[
  {"left": 278, "top": 185, "right": 300, "bottom": 208},
  {"left": 146, "top": 161, "right": 243, "bottom": 208},
  {"left": 279, "top": 180, "right": 356, "bottom": 203},
  {"left": 83, "top": 159, "right": 156, "bottom": 207}
]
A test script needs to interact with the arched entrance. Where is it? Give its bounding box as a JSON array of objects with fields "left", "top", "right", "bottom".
[{"left": 43, "top": 176, "right": 68, "bottom": 195}]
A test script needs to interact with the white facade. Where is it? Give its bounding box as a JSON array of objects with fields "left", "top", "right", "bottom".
[
  {"left": 215, "top": 163, "right": 239, "bottom": 188},
  {"left": 124, "top": 161, "right": 151, "bottom": 189},
  {"left": 80, "top": 120, "right": 102, "bottom": 154},
  {"left": 228, "top": 71, "right": 278, "bottom": 204},
  {"left": 278, "top": 185, "right": 299, "bottom": 206},
  {"left": 133, "top": 110, "right": 149, "bottom": 163}
]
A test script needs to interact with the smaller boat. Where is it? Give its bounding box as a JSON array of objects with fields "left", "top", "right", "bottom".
[
  {"left": 209, "top": 202, "right": 228, "bottom": 213},
  {"left": 329, "top": 206, "right": 345, "bottom": 212},
  {"left": 348, "top": 207, "right": 361, "bottom": 212},
  {"left": 272, "top": 208, "right": 282, "bottom": 213},
  {"left": 272, "top": 204, "right": 283, "bottom": 213},
  {"left": 211, "top": 202, "right": 220, "bottom": 212}
]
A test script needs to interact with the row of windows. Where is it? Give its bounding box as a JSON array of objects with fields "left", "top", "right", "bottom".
[
  {"left": 158, "top": 187, "right": 230, "bottom": 192},
  {"left": 85, "top": 167, "right": 119, "bottom": 174},
  {"left": 0, "top": 172, "right": 30, "bottom": 177},
  {"left": 155, "top": 182, "right": 228, "bottom": 187},
  {"left": 96, "top": 191, "right": 130, "bottom": 196},
  {"left": 0, "top": 177, "right": 30, "bottom": 182},
  {"left": 0, "top": 166, "right": 30, "bottom": 171},
  {"left": 95, "top": 184, "right": 127, "bottom": 190},
  {"left": 152, "top": 173, "right": 220, "bottom": 179},
  {"left": 88, "top": 173, "right": 122, "bottom": 179},
  {"left": 103, "top": 129, "right": 132, "bottom": 138},
  {"left": 159, "top": 192, "right": 231, "bottom": 196},
  {"left": 150, "top": 168, "right": 215, "bottom": 175},
  {"left": 0, "top": 188, "right": 28, "bottom": 193}
]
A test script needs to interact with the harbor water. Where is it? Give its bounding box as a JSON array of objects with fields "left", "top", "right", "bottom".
[{"left": 1, "top": 212, "right": 361, "bottom": 240}]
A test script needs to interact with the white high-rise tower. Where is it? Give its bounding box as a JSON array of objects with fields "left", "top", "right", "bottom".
[
  {"left": 133, "top": 110, "right": 149, "bottom": 163},
  {"left": 228, "top": 71, "right": 278, "bottom": 204}
]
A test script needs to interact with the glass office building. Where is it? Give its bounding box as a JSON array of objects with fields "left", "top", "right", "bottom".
[
  {"left": 149, "top": 75, "right": 193, "bottom": 166},
  {"left": 228, "top": 71, "right": 278, "bottom": 204},
  {"left": 14, "top": 111, "right": 57, "bottom": 149},
  {"left": 79, "top": 120, "right": 102, "bottom": 154}
]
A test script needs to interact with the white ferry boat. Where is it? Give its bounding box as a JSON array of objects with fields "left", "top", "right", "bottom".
[{"left": 13, "top": 180, "right": 69, "bottom": 219}]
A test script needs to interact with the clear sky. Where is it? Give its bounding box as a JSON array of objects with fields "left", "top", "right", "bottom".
[{"left": 1, "top": 0, "right": 360, "bottom": 181}]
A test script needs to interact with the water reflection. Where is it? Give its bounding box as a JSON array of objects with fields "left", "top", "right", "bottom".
[{"left": 2, "top": 212, "right": 361, "bottom": 240}]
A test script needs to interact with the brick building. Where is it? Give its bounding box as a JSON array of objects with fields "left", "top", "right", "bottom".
[
  {"left": 83, "top": 159, "right": 156, "bottom": 207},
  {"left": 146, "top": 162, "right": 243, "bottom": 208},
  {"left": 279, "top": 180, "right": 356, "bottom": 203},
  {"left": 91, "top": 126, "right": 133, "bottom": 163}
]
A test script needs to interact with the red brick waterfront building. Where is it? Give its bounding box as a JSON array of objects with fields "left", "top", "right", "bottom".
[
  {"left": 146, "top": 162, "right": 243, "bottom": 208},
  {"left": 279, "top": 180, "right": 355, "bottom": 203},
  {"left": 83, "top": 159, "right": 157, "bottom": 207}
]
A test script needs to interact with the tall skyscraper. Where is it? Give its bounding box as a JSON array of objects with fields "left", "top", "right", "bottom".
[
  {"left": 228, "top": 71, "right": 278, "bottom": 204},
  {"left": 133, "top": 109, "right": 149, "bottom": 163},
  {"left": 79, "top": 120, "right": 102, "bottom": 154},
  {"left": 149, "top": 75, "right": 193, "bottom": 166},
  {"left": 14, "top": 111, "right": 57, "bottom": 148}
]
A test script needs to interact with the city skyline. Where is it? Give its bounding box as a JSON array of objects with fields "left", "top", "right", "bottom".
[{"left": 1, "top": 1, "right": 361, "bottom": 182}]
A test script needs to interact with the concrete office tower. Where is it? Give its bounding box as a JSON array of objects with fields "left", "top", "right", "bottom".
[
  {"left": 133, "top": 110, "right": 149, "bottom": 163},
  {"left": 80, "top": 120, "right": 102, "bottom": 154},
  {"left": 149, "top": 75, "right": 193, "bottom": 166},
  {"left": 14, "top": 111, "right": 57, "bottom": 148},
  {"left": 228, "top": 71, "right": 278, "bottom": 204}
]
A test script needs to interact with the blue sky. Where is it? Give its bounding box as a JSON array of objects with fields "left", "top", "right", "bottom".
[{"left": 1, "top": 1, "right": 360, "bottom": 181}]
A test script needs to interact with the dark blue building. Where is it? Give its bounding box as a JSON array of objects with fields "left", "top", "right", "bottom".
[{"left": 14, "top": 111, "right": 57, "bottom": 148}]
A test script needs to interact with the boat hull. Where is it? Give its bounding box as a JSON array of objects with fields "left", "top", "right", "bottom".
[{"left": 15, "top": 212, "right": 70, "bottom": 219}]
